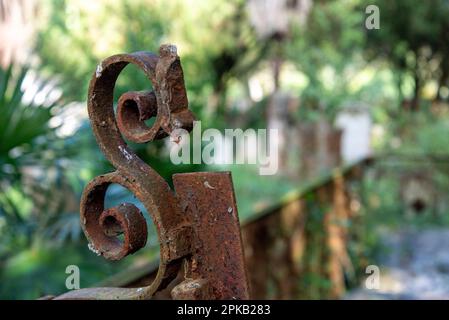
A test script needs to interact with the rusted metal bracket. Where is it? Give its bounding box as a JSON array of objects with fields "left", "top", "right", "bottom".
[{"left": 54, "top": 44, "right": 249, "bottom": 300}]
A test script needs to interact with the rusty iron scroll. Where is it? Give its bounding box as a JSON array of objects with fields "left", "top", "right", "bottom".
[{"left": 54, "top": 45, "right": 249, "bottom": 300}]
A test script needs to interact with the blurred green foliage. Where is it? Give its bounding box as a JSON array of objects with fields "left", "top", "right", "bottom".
[
  {"left": 366, "top": 0, "right": 449, "bottom": 105},
  {"left": 286, "top": 0, "right": 366, "bottom": 121},
  {"left": 0, "top": 63, "right": 59, "bottom": 256}
]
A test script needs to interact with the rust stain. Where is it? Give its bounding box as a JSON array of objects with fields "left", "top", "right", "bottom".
[{"left": 172, "top": 172, "right": 250, "bottom": 300}]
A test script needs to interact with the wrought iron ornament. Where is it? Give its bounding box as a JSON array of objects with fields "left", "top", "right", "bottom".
[{"left": 55, "top": 45, "right": 249, "bottom": 300}]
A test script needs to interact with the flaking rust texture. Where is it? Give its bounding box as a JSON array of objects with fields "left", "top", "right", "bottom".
[
  {"left": 53, "top": 44, "right": 249, "bottom": 300},
  {"left": 173, "top": 172, "right": 250, "bottom": 300}
]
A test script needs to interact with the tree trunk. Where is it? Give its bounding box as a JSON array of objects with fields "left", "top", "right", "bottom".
[
  {"left": 410, "top": 70, "right": 421, "bottom": 112},
  {"left": 436, "top": 57, "right": 449, "bottom": 102}
]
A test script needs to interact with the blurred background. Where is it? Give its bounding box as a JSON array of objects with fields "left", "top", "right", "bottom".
[{"left": 1, "top": 0, "right": 449, "bottom": 299}]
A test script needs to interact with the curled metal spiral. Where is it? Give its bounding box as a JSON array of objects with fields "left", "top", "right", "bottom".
[{"left": 56, "top": 45, "right": 195, "bottom": 300}]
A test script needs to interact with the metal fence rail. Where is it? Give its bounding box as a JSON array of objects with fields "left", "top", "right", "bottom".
[{"left": 94, "top": 159, "right": 370, "bottom": 299}]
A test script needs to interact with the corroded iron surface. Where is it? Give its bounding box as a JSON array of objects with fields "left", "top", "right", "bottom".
[
  {"left": 172, "top": 172, "right": 250, "bottom": 300},
  {"left": 54, "top": 44, "right": 248, "bottom": 300}
]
